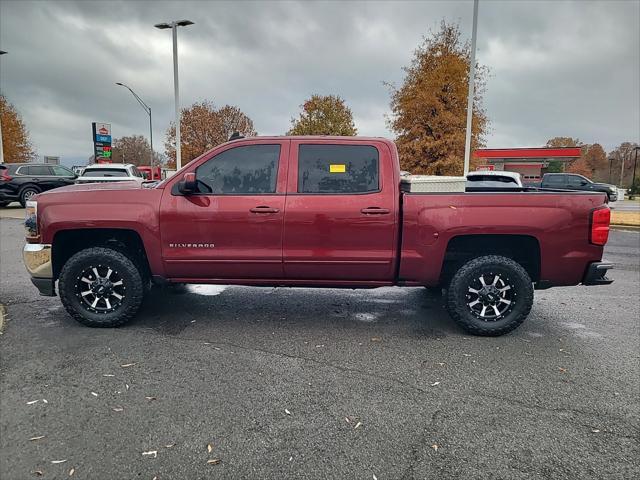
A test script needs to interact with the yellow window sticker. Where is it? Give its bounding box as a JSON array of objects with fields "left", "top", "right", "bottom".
[{"left": 329, "top": 164, "right": 346, "bottom": 173}]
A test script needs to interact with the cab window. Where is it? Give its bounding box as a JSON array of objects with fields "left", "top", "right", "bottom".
[
  {"left": 297, "top": 145, "right": 379, "bottom": 194},
  {"left": 195, "top": 145, "right": 280, "bottom": 194}
]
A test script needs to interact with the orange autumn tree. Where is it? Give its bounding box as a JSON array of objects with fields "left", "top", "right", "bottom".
[
  {"left": 0, "top": 94, "right": 36, "bottom": 162},
  {"left": 165, "top": 101, "right": 257, "bottom": 167},
  {"left": 288, "top": 94, "right": 357, "bottom": 136},
  {"left": 388, "top": 21, "right": 489, "bottom": 175}
]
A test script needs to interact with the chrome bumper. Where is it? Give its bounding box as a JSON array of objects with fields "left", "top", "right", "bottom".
[{"left": 23, "top": 243, "right": 56, "bottom": 296}]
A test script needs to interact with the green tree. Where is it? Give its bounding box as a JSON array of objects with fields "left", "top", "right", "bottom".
[
  {"left": 288, "top": 94, "right": 357, "bottom": 136},
  {"left": 388, "top": 21, "right": 489, "bottom": 175},
  {"left": 546, "top": 160, "right": 564, "bottom": 173}
]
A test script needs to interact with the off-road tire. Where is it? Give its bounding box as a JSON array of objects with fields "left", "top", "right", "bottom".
[
  {"left": 445, "top": 255, "right": 533, "bottom": 336},
  {"left": 59, "top": 247, "right": 144, "bottom": 327},
  {"left": 19, "top": 186, "right": 40, "bottom": 207}
]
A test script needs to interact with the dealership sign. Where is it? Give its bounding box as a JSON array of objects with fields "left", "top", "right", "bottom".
[{"left": 92, "top": 122, "right": 112, "bottom": 160}]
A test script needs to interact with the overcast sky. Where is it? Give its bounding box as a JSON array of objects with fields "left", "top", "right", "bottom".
[{"left": 0, "top": 0, "right": 638, "bottom": 165}]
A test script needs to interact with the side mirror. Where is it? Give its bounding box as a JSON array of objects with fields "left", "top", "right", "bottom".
[
  {"left": 179, "top": 172, "right": 197, "bottom": 194},
  {"left": 581, "top": 180, "right": 589, "bottom": 186}
]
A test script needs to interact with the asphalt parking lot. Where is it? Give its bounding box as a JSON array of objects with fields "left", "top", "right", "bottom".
[{"left": 1, "top": 216, "right": 638, "bottom": 479}]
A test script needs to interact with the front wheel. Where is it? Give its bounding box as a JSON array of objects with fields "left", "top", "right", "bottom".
[
  {"left": 59, "top": 247, "right": 144, "bottom": 327},
  {"left": 19, "top": 186, "right": 40, "bottom": 207},
  {"left": 445, "top": 255, "right": 533, "bottom": 336}
]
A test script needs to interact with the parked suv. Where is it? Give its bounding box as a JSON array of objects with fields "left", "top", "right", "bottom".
[
  {"left": 533, "top": 173, "right": 618, "bottom": 202},
  {"left": 0, "top": 163, "right": 77, "bottom": 207}
]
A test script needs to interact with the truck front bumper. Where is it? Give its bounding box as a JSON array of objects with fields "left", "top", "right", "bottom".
[
  {"left": 582, "top": 261, "right": 614, "bottom": 286},
  {"left": 23, "top": 243, "right": 56, "bottom": 296}
]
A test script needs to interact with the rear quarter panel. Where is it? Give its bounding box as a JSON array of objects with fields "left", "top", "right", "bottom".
[{"left": 400, "top": 192, "right": 608, "bottom": 286}]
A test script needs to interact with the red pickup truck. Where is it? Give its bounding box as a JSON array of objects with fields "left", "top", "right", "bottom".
[{"left": 22, "top": 136, "right": 613, "bottom": 336}]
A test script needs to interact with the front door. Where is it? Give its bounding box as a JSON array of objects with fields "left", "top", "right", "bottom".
[
  {"left": 160, "top": 141, "right": 289, "bottom": 280},
  {"left": 283, "top": 140, "right": 398, "bottom": 281}
]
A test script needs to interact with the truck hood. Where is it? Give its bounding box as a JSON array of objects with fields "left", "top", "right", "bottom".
[
  {"left": 41, "top": 180, "right": 148, "bottom": 195},
  {"left": 592, "top": 182, "right": 617, "bottom": 191}
]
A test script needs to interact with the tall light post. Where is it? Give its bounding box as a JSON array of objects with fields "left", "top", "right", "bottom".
[
  {"left": 0, "top": 50, "right": 7, "bottom": 164},
  {"left": 154, "top": 19, "right": 194, "bottom": 171},
  {"left": 116, "top": 82, "right": 154, "bottom": 173},
  {"left": 463, "top": 0, "right": 479, "bottom": 176}
]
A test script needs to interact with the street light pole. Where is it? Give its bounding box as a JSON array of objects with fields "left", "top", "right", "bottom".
[
  {"left": 463, "top": 0, "right": 479, "bottom": 176},
  {"left": 115, "top": 82, "right": 153, "bottom": 173},
  {"left": 0, "top": 50, "right": 7, "bottom": 164},
  {"left": 154, "top": 19, "right": 194, "bottom": 171}
]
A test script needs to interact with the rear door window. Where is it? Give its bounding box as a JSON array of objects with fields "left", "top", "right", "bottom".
[
  {"left": 544, "top": 175, "right": 565, "bottom": 186},
  {"left": 195, "top": 144, "right": 280, "bottom": 194},
  {"left": 298, "top": 144, "right": 379, "bottom": 194},
  {"left": 28, "top": 165, "right": 53, "bottom": 176}
]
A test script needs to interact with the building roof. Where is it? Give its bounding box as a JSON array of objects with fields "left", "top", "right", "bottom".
[{"left": 474, "top": 147, "right": 581, "bottom": 159}]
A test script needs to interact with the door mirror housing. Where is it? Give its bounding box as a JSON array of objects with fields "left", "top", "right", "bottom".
[{"left": 179, "top": 172, "right": 197, "bottom": 194}]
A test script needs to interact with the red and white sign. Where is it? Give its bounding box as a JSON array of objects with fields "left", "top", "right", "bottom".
[
  {"left": 95, "top": 123, "right": 111, "bottom": 136},
  {"left": 476, "top": 165, "right": 494, "bottom": 171}
]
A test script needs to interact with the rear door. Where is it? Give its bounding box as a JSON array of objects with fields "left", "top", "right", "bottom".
[
  {"left": 283, "top": 140, "right": 398, "bottom": 281},
  {"left": 160, "top": 140, "right": 289, "bottom": 280}
]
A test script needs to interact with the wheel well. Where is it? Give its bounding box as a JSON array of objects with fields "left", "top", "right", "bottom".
[
  {"left": 52, "top": 229, "right": 150, "bottom": 281},
  {"left": 440, "top": 235, "right": 540, "bottom": 286},
  {"left": 20, "top": 183, "right": 41, "bottom": 193}
]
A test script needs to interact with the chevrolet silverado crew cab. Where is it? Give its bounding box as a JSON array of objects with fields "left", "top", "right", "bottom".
[{"left": 22, "top": 136, "right": 613, "bottom": 336}]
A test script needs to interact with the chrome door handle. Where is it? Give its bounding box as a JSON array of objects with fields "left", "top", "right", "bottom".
[
  {"left": 361, "top": 207, "right": 390, "bottom": 215},
  {"left": 250, "top": 206, "right": 280, "bottom": 214}
]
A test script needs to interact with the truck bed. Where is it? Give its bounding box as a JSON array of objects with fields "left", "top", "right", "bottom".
[{"left": 399, "top": 190, "right": 608, "bottom": 286}]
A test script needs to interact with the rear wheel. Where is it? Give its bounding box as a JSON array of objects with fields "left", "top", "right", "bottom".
[
  {"left": 445, "top": 255, "right": 533, "bottom": 336},
  {"left": 59, "top": 247, "right": 144, "bottom": 327},
  {"left": 19, "top": 186, "right": 40, "bottom": 207}
]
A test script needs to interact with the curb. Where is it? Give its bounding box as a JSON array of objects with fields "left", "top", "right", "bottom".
[{"left": 0, "top": 304, "right": 6, "bottom": 334}]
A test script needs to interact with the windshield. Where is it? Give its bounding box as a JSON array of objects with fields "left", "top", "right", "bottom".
[{"left": 82, "top": 168, "right": 129, "bottom": 177}]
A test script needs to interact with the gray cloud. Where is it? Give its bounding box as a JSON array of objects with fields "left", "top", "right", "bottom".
[{"left": 0, "top": 0, "right": 638, "bottom": 165}]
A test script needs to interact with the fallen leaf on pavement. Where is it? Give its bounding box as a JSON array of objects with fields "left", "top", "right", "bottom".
[
  {"left": 371, "top": 337, "right": 382, "bottom": 342},
  {"left": 145, "top": 396, "right": 156, "bottom": 401},
  {"left": 591, "top": 429, "right": 600, "bottom": 433},
  {"left": 207, "top": 459, "right": 221, "bottom": 465},
  {"left": 126, "top": 384, "right": 130, "bottom": 390},
  {"left": 431, "top": 444, "right": 439, "bottom": 451},
  {"left": 285, "top": 409, "right": 291, "bottom": 415},
  {"left": 164, "top": 443, "right": 176, "bottom": 448},
  {"left": 558, "top": 367, "right": 567, "bottom": 373},
  {"left": 354, "top": 422, "right": 362, "bottom": 429},
  {"left": 91, "top": 392, "right": 98, "bottom": 397},
  {"left": 142, "top": 450, "right": 157, "bottom": 458},
  {"left": 29, "top": 435, "right": 46, "bottom": 441},
  {"left": 345, "top": 417, "right": 351, "bottom": 423},
  {"left": 32, "top": 470, "right": 44, "bottom": 477},
  {"left": 112, "top": 407, "right": 124, "bottom": 412},
  {"left": 120, "top": 363, "right": 136, "bottom": 368},
  {"left": 69, "top": 467, "right": 75, "bottom": 476},
  {"left": 431, "top": 382, "right": 440, "bottom": 387},
  {"left": 42, "top": 399, "right": 48, "bottom": 404},
  {"left": 51, "top": 459, "right": 67, "bottom": 464},
  {"left": 463, "top": 354, "right": 472, "bottom": 357},
  {"left": 207, "top": 443, "right": 213, "bottom": 453},
  {"left": 102, "top": 374, "right": 115, "bottom": 377},
  {"left": 373, "top": 475, "right": 378, "bottom": 480},
  {"left": 26, "top": 400, "right": 40, "bottom": 405},
  {"left": 437, "top": 362, "right": 445, "bottom": 366}
]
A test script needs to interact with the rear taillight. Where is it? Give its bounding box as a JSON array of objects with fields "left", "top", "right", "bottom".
[
  {"left": 1, "top": 170, "right": 12, "bottom": 181},
  {"left": 590, "top": 207, "right": 610, "bottom": 246}
]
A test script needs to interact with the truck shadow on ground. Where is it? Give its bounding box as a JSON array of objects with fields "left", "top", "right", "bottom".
[{"left": 133, "top": 285, "right": 459, "bottom": 338}]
